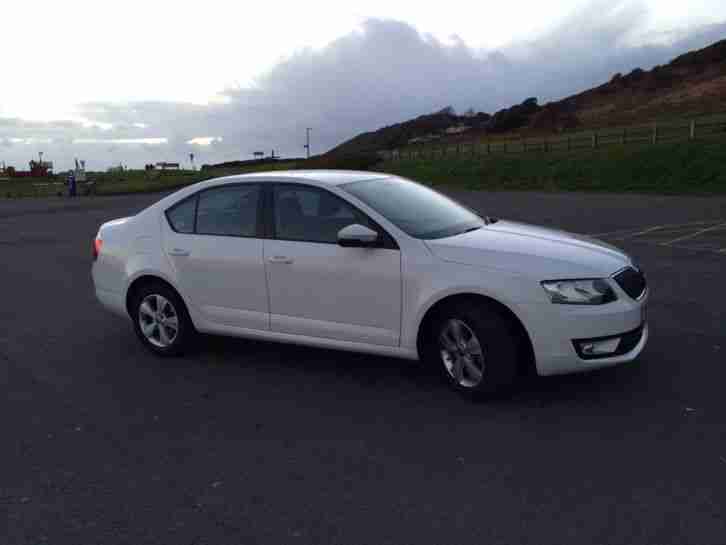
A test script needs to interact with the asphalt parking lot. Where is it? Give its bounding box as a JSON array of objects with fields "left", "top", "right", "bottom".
[{"left": 2, "top": 189, "right": 726, "bottom": 545}]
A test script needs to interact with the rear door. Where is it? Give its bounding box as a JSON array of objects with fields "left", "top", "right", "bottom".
[
  {"left": 162, "top": 183, "right": 269, "bottom": 331},
  {"left": 264, "top": 183, "right": 401, "bottom": 347}
]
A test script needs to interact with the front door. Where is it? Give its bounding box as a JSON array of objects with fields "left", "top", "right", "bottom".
[{"left": 264, "top": 184, "right": 401, "bottom": 347}]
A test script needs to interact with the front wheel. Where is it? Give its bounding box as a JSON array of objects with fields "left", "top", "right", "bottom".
[
  {"left": 429, "top": 302, "right": 520, "bottom": 397},
  {"left": 131, "top": 282, "right": 195, "bottom": 356}
]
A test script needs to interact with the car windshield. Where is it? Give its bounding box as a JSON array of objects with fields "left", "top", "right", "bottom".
[{"left": 342, "top": 177, "right": 484, "bottom": 239}]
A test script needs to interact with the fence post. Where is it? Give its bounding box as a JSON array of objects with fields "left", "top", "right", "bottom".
[
  {"left": 567, "top": 136, "right": 571, "bottom": 151},
  {"left": 621, "top": 128, "right": 626, "bottom": 145},
  {"left": 503, "top": 141, "right": 507, "bottom": 153},
  {"left": 690, "top": 120, "right": 696, "bottom": 140},
  {"left": 652, "top": 123, "right": 658, "bottom": 145},
  {"left": 486, "top": 141, "right": 490, "bottom": 154},
  {"left": 592, "top": 133, "right": 597, "bottom": 148},
  {"left": 544, "top": 139, "right": 549, "bottom": 153}
]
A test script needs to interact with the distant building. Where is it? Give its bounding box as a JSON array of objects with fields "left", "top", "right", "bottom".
[
  {"left": 5, "top": 160, "right": 53, "bottom": 178},
  {"left": 155, "top": 162, "right": 180, "bottom": 170},
  {"left": 444, "top": 125, "right": 471, "bottom": 135},
  {"left": 408, "top": 133, "right": 443, "bottom": 144}
]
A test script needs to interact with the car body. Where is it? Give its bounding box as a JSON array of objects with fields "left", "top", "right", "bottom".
[{"left": 92, "top": 170, "right": 648, "bottom": 394}]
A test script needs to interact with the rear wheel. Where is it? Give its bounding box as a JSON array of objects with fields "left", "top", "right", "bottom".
[
  {"left": 131, "top": 282, "right": 195, "bottom": 356},
  {"left": 427, "top": 301, "right": 520, "bottom": 397}
]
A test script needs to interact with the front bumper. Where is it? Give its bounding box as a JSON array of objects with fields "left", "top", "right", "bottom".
[
  {"left": 515, "top": 289, "right": 649, "bottom": 376},
  {"left": 539, "top": 322, "right": 649, "bottom": 376}
]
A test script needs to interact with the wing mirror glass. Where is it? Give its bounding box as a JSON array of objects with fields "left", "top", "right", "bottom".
[{"left": 337, "top": 224, "right": 380, "bottom": 248}]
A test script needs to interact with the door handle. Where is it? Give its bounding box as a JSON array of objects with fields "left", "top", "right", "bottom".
[
  {"left": 168, "top": 248, "right": 190, "bottom": 257},
  {"left": 268, "top": 255, "right": 294, "bottom": 264}
]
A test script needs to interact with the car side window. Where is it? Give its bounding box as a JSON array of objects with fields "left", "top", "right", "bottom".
[
  {"left": 166, "top": 196, "right": 197, "bottom": 234},
  {"left": 196, "top": 185, "right": 260, "bottom": 237},
  {"left": 273, "top": 185, "right": 364, "bottom": 244}
]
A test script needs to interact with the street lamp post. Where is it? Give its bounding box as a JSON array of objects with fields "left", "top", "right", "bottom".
[{"left": 304, "top": 128, "right": 312, "bottom": 159}]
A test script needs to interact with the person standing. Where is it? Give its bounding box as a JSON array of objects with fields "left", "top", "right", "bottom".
[{"left": 67, "top": 170, "right": 77, "bottom": 197}]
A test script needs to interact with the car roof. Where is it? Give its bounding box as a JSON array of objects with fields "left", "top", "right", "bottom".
[
  {"left": 147, "top": 170, "right": 396, "bottom": 216},
  {"left": 216, "top": 169, "right": 390, "bottom": 186}
]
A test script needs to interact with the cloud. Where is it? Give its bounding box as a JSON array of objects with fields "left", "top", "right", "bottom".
[{"left": 2, "top": 1, "right": 725, "bottom": 170}]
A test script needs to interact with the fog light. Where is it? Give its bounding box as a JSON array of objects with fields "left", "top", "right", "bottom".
[
  {"left": 573, "top": 325, "right": 645, "bottom": 360},
  {"left": 577, "top": 337, "right": 620, "bottom": 358}
]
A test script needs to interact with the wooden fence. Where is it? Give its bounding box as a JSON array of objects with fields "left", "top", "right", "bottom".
[{"left": 382, "top": 118, "right": 726, "bottom": 161}]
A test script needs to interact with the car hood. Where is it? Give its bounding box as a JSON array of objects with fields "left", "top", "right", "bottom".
[{"left": 425, "top": 220, "right": 632, "bottom": 278}]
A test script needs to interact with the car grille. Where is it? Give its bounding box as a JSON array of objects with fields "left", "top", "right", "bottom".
[{"left": 614, "top": 267, "right": 647, "bottom": 300}]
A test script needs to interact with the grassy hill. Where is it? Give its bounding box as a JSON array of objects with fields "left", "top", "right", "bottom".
[
  {"left": 4, "top": 39, "right": 726, "bottom": 198},
  {"left": 378, "top": 136, "right": 726, "bottom": 194},
  {"left": 329, "top": 38, "right": 726, "bottom": 155}
]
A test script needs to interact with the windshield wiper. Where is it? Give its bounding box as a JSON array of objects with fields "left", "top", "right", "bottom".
[{"left": 460, "top": 226, "right": 483, "bottom": 235}]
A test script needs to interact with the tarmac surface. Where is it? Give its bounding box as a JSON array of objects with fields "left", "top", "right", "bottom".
[{"left": 2, "top": 189, "right": 725, "bottom": 545}]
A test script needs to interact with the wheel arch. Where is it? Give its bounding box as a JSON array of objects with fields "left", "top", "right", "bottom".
[
  {"left": 125, "top": 274, "right": 191, "bottom": 320},
  {"left": 415, "top": 292, "right": 536, "bottom": 376}
]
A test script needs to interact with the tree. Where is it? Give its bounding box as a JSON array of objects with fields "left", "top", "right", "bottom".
[{"left": 436, "top": 106, "right": 456, "bottom": 116}]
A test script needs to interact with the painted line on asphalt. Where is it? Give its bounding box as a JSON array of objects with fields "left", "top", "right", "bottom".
[
  {"left": 590, "top": 220, "right": 718, "bottom": 238},
  {"left": 661, "top": 221, "right": 726, "bottom": 246},
  {"left": 611, "top": 225, "right": 666, "bottom": 240},
  {"left": 668, "top": 243, "right": 726, "bottom": 256}
]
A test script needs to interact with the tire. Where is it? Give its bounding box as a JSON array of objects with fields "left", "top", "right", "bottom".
[
  {"left": 130, "top": 281, "right": 195, "bottom": 356},
  {"left": 425, "top": 300, "right": 520, "bottom": 397}
]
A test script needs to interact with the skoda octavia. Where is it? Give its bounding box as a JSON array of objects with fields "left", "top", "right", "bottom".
[{"left": 92, "top": 170, "right": 648, "bottom": 395}]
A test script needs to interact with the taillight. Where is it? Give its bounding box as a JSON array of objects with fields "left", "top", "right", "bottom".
[{"left": 93, "top": 237, "right": 103, "bottom": 261}]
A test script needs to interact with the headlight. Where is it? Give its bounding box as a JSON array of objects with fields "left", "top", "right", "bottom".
[{"left": 541, "top": 279, "right": 617, "bottom": 305}]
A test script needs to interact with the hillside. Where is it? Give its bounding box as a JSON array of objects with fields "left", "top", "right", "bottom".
[
  {"left": 326, "top": 108, "right": 491, "bottom": 157},
  {"left": 329, "top": 38, "right": 726, "bottom": 155}
]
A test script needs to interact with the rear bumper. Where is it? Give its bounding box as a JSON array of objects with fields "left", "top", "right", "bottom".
[{"left": 94, "top": 286, "right": 128, "bottom": 319}]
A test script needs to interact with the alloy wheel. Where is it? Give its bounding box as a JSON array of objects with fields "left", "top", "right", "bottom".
[
  {"left": 439, "top": 318, "right": 485, "bottom": 388},
  {"left": 138, "top": 294, "right": 179, "bottom": 348}
]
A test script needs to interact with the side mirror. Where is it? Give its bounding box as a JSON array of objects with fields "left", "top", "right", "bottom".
[{"left": 337, "top": 224, "right": 380, "bottom": 248}]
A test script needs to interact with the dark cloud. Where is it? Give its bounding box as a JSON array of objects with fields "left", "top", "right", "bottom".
[{"left": 2, "top": 2, "right": 725, "bottom": 169}]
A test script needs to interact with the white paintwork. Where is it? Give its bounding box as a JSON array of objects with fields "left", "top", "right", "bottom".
[
  {"left": 91, "top": 170, "right": 648, "bottom": 376},
  {"left": 162, "top": 218, "right": 269, "bottom": 331},
  {"left": 264, "top": 238, "right": 401, "bottom": 346}
]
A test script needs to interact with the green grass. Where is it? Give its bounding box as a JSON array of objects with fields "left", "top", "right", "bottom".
[
  {"left": 379, "top": 137, "right": 726, "bottom": 194},
  {"left": 400, "top": 111, "right": 726, "bottom": 155},
  {"left": 0, "top": 162, "right": 300, "bottom": 199},
  {"left": 3, "top": 132, "right": 726, "bottom": 199}
]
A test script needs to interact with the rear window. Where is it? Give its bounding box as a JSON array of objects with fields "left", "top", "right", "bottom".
[
  {"left": 196, "top": 185, "right": 260, "bottom": 237},
  {"left": 165, "top": 184, "right": 260, "bottom": 237},
  {"left": 166, "top": 197, "right": 197, "bottom": 234}
]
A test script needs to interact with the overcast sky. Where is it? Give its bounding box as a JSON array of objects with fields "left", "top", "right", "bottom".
[{"left": 1, "top": 0, "right": 725, "bottom": 170}]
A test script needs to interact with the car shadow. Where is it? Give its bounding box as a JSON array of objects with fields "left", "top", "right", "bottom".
[{"left": 177, "top": 333, "right": 649, "bottom": 409}]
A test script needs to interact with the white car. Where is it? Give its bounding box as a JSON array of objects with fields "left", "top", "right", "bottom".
[{"left": 92, "top": 170, "right": 648, "bottom": 396}]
